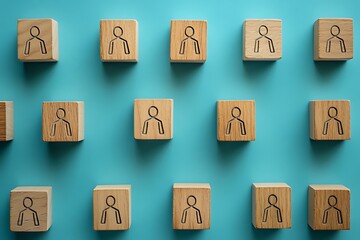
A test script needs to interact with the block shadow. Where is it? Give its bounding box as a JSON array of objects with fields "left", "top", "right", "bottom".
[
  {"left": 307, "top": 226, "right": 341, "bottom": 240},
  {"left": 313, "top": 61, "right": 346, "bottom": 80},
  {"left": 13, "top": 232, "right": 48, "bottom": 240},
  {"left": 46, "top": 142, "right": 83, "bottom": 166},
  {"left": 102, "top": 62, "right": 137, "bottom": 83},
  {"left": 22, "top": 62, "right": 57, "bottom": 85},
  {"left": 217, "top": 141, "right": 251, "bottom": 164},
  {"left": 134, "top": 140, "right": 171, "bottom": 163},
  {"left": 170, "top": 63, "right": 204, "bottom": 85},
  {"left": 309, "top": 140, "right": 344, "bottom": 161},
  {"left": 242, "top": 61, "right": 276, "bottom": 81}
]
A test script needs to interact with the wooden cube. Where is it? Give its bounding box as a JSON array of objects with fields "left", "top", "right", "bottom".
[
  {"left": 0, "top": 101, "right": 14, "bottom": 141},
  {"left": 10, "top": 186, "right": 52, "bottom": 232},
  {"left": 309, "top": 100, "right": 350, "bottom": 140},
  {"left": 314, "top": 18, "right": 353, "bottom": 61},
  {"left": 217, "top": 100, "right": 255, "bottom": 141},
  {"left": 134, "top": 99, "right": 173, "bottom": 140},
  {"left": 308, "top": 185, "right": 350, "bottom": 230},
  {"left": 100, "top": 20, "right": 138, "bottom": 62},
  {"left": 243, "top": 19, "right": 282, "bottom": 61},
  {"left": 18, "top": 19, "right": 58, "bottom": 62},
  {"left": 170, "top": 20, "right": 207, "bottom": 63},
  {"left": 252, "top": 183, "right": 292, "bottom": 229},
  {"left": 173, "top": 183, "right": 211, "bottom": 230},
  {"left": 93, "top": 185, "right": 131, "bottom": 231},
  {"left": 42, "top": 102, "right": 84, "bottom": 142}
]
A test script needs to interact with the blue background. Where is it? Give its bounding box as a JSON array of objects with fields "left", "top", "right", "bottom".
[{"left": 0, "top": 0, "right": 359, "bottom": 239}]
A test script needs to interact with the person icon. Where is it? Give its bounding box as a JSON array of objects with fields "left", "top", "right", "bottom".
[
  {"left": 326, "top": 25, "right": 346, "bottom": 53},
  {"left": 262, "top": 194, "right": 283, "bottom": 223},
  {"left": 179, "top": 26, "right": 200, "bottom": 55},
  {"left": 322, "top": 107, "right": 344, "bottom": 135},
  {"left": 17, "top": 197, "right": 40, "bottom": 226},
  {"left": 108, "top": 26, "right": 130, "bottom": 55},
  {"left": 322, "top": 195, "right": 343, "bottom": 224},
  {"left": 254, "top": 25, "right": 275, "bottom": 53},
  {"left": 24, "top": 26, "right": 47, "bottom": 55},
  {"left": 181, "top": 195, "right": 202, "bottom": 224},
  {"left": 101, "top": 195, "right": 122, "bottom": 224},
  {"left": 142, "top": 106, "right": 164, "bottom": 135},
  {"left": 50, "top": 108, "right": 72, "bottom": 137},
  {"left": 225, "top": 107, "right": 246, "bottom": 136}
]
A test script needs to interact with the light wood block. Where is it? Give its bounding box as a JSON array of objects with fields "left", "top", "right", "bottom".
[
  {"left": 100, "top": 20, "right": 138, "bottom": 62},
  {"left": 309, "top": 100, "right": 350, "bottom": 140},
  {"left": 134, "top": 99, "right": 173, "bottom": 140},
  {"left": 252, "top": 183, "right": 291, "bottom": 229},
  {"left": 18, "top": 19, "right": 58, "bottom": 62},
  {"left": 308, "top": 185, "right": 350, "bottom": 230},
  {"left": 93, "top": 185, "right": 131, "bottom": 231},
  {"left": 217, "top": 100, "right": 255, "bottom": 141},
  {"left": 243, "top": 19, "right": 282, "bottom": 61},
  {"left": 42, "top": 102, "right": 84, "bottom": 142},
  {"left": 173, "top": 183, "right": 211, "bottom": 230},
  {"left": 170, "top": 20, "right": 207, "bottom": 63},
  {"left": 10, "top": 186, "right": 52, "bottom": 232},
  {"left": 0, "top": 101, "right": 14, "bottom": 141},
  {"left": 314, "top": 18, "right": 353, "bottom": 61}
]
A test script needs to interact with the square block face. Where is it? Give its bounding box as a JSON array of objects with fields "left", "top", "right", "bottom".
[
  {"left": 100, "top": 20, "right": 138, "bottom": 62},
  {"left": 308, "top": 185, "right": 350, "bottom": 230},
  {"left": 10, "top": 187, "right": 52, "bottom": 232},
  {"left": 252, "top": 183, "right": 292, "bottom": 229},
  {"left": 18, "top": 19, "right": 58, "bottom": 62},
  {"left": 0, "top": 101, "right": 14, "bottom": 141},
  {"left": 93, "top": 185, "right": 131, "bottom": 230},
  {"left": 173, "top": 184, "right": 211, "bottom": 230},
  {"left": 134, "top": 99, "right": 173, "bottom": 140},
  {"left": 170, "top": 20, "right": 207, "bottom": 63},
  {"left": 309, "top": 100, "right": 350, "bottom": 140},
  {"left": 243, "top": 19, "right": 282, "bottom": 61},
  {"left": 217, "top": 100, "right": 255, "bottom": 141},
  {"left": 314, "top": 19, "right": 353, "bottom": 61},
  {"left": 42, "top": 102, "right": 84, "bottom": 142}
]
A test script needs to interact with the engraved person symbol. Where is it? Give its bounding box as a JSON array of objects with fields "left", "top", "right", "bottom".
[
  {"left": 262, "top": 194, "right": 283, "bottom": 223},
  {"left": 322, "top": 106, "right": 344, "bottom": 135},
  {"left": 226, "top": 107, "right": 246, "bottom": 136},
  {"left": 179, "top": 26, "right": 200, "bottom": 55},
  {"left": 181, "top": 195, "right": 202, "bottom": 224},
  {"left": 17, "top": 197, "right": 40, "bottom": 226},
  {"left": 101, "top": 195, "right": 122, "bottom": 224},
  {"left": 50, "top": 108, "right": 72, "bottom": 137},
  {"left": 322, "top": 195, "right": 343, "bottom": 225},
  {"left": 142, "top": 106, "right": 164, "bottom": 135},
  {"left": 326, "top": 25, "right": 346, "bottom": 53},
  {"left": 108, "top": 26, "right": 130, "bottom": 55},
  {"left": 24, "top": 26, "right": 47, "bottom": 55},
  {"left": 254, "top": 25, "right": 275, "bottom": 53}
]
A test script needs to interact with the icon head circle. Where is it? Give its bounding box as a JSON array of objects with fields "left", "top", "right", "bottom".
[
  {"left": 187, "top": 195, "right": 197, "bottom": 206},
  {"left": 23, "top": 197, "right": 33, "bottom": 208},
  {"left": 328, "top": 195, "right": 338, "bottom": 207},
  {"left": 184, "top": 26, "right": 195, "bottom": 37},
  {"left": 106, "top": 195, "right": 116, "bottom": 207},
  {"left": 268, "top": 194, "right": 278, "bottom": 205},
  {"left": 328, "top": 106, "right": 338, "bottom": 118},
  {"left": 148, "top": 106, "right": 159, "bottom": 118},
  {"left": 30, "top": 26, "right": 40, "bottom": 37},
  {"left": 113, "top": 26, "right": 124, "bottom": 37},
  {"left": 259, "top": 25, "right": 269, "bottom": 36},
  {"left": 330, "top": 25, "right": 341, "bottom": 36},
  {"left": 56, "top": 108, "right": 66, "bottom": 119},
  {"left": 231, "top": 107, "right": 242, "bottom": 118}
]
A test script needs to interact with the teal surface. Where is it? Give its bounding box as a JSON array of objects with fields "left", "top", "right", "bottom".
[{"left": 0, "top": 0, "right": 359, "bottom": 239}]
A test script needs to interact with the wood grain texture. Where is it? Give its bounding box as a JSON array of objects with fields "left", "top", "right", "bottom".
[
  {"left": 173, "top": 183, "right": 211, "bottom": 230},
  {"left": 308, "top": 185, "right": 350, "bottom": 230},
  {"left": 170, "top": 20, "right": 207, "bottom": 63},
  {"left": 309, "top": 100, "right": 350, "bottom": 140},
  {"left": 93, "top": 185, "right": 131, "bottom": 231},
  {"left": 243, "top": 19, "right": 282, "bottom": 61},
  {"left": 314, "top": 19, "right": 353, "bottom": 61},
  {"left": 252, "top": 183, "right": 291, "bottom": 229},
  {"left": 134, "top": 99, "right": 173, "bottom": 140},
  {"left": 42, "top": 102, "right": 84, "bottom": 142},
  {"left": 18, "top": 19, "right": 58, "bottom": 62},
  {"left": 0, "top": 101, "right": 14, "bottom": 141},
  {"left": 100, "top": 20, "right": 138, "bottom": 62},
  {"left": 217, "top": 100, "right": 255, "bottom": 141},
  {"left": 10, "top": 186, "right": 52, "bottom": 232}
]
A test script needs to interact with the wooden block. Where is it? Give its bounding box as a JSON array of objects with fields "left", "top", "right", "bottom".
[
  {"left": 314, "top": 18, "right": 353, "bottom": 61},
  {"left": 134, "top": 99, "right": 173, "bottom": 140},
  {"left": 243, "top": 19, "right": 282, "bottom": 61},
  {"left": 18, "top": 19, "right": 58, "bottom": 62},
  {"left": 0, "top": 101, "right": 14, "bottom": 141},
  {"left": 42, "top": 102, "right": 84, "bottom": 142},
  {"left": 309, "top": 100, "right": 350, "bottom": 140},
  {"left": 252, "top": 183, "right": 292, "bottom": 229},
  {"left": 93, "top": 185, "right": 131, "bottom": 231},
  {"left": 308, "top": 185, "right": 350, "bottom": 230},
  {"left": 173, "top": 183, "right": 211, "bottom": 230},
  {"left": 10, "top": 186, "right": 52, "bottom": 232},
  {"left": 170, "top": 20, "right": 207, "bottom": 63},
  {"left": 217, "top": 100, "right": 255, "bottom": 141},
  {"left": 100, "top": 20, "right": 138, "bottom": 62}
]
